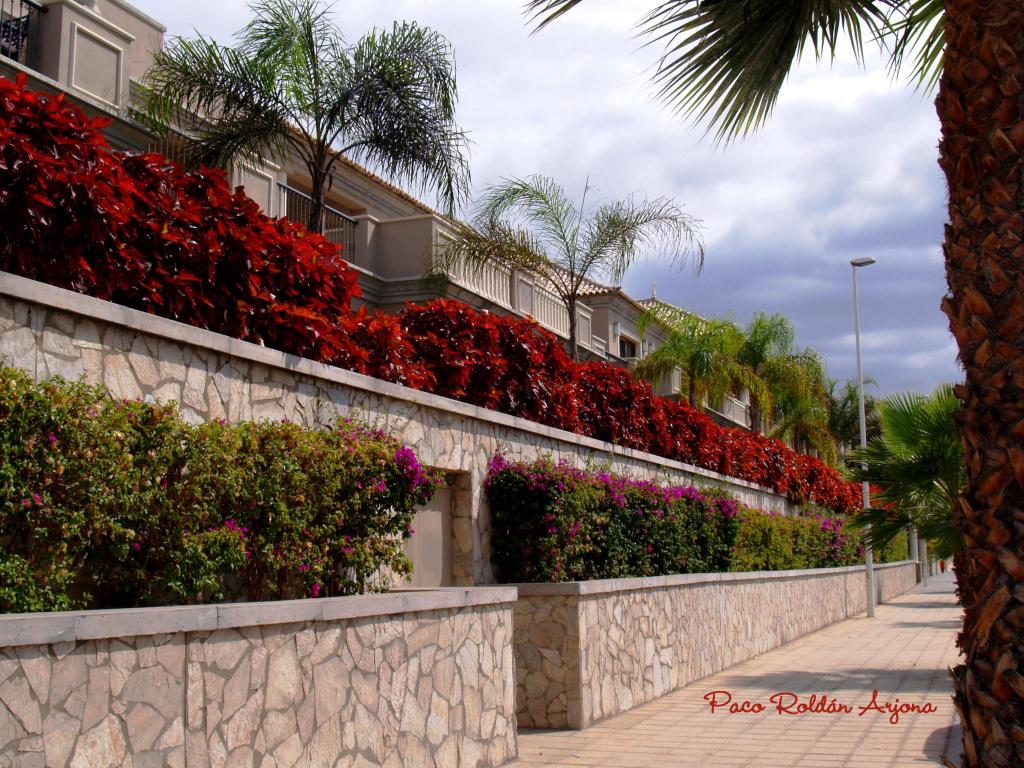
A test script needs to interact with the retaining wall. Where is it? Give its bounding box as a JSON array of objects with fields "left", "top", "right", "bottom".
[
  {"left": 0, "top": 272, "right": 799, "bottom": 587},
  {"left": 0, "top": 588, "right": 518, "bottom": 768},
  {"left": 513, "top": 560, "right": 918, "bottom": 729}
]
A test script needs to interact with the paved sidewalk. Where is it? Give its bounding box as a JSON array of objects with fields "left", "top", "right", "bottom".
[{"left": 512, "top": 572, "right": 962, "bottom": 768}]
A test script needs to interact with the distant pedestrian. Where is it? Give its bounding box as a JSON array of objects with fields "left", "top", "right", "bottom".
[{"left": 939, "top": 560, "right": 946, "bottom": 573}]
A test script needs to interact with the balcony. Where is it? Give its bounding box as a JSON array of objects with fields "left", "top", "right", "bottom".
[
  {"left": 278, "top": 183, "right": 357, "bottom": 257},
  {"left": 443, "top": 260, "right": 604, "bottom": 355},
  {"left": 0, "top": 0, "right": 45, "bottom": 67}
]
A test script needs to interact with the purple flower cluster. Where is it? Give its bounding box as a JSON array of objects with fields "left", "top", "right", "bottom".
[{"left": 394, "top": 445, "right": 428, "bottom": 489}]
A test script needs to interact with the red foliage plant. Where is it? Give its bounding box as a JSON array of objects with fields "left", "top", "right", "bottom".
[
  {"left": 0, "top": 75, "right": 859, "bottom": 513},
  {"left": 0, "top": 74, "right": 359, "bottom": 364}
]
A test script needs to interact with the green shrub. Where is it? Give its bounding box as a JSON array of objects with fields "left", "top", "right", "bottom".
[
  {"left": 0, "top": 365, "right": 439, "bottom": 612},
  {"left": 730, "top": 509, "right": 861, "bottom": 572},
  {"left": 878, "top": 531, "right": 911, "bottom": 563}
]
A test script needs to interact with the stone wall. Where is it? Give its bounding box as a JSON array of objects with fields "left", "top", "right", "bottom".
[
  {"left": 513, "top": 561, "right": 919, "bottom": 730},
  {"left": 0, "top": 588, "right": 518, "bottom": 768},
  {"left": 0, "top": 272, "right": 800, "bottom": 586},
  {"left": 875, "top": 558, "right": 920, "bottom": 604}
]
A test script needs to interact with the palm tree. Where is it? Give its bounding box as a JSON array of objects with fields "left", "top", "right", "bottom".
[
  {"left": 524, "top": 3, "right": 1015, "bottom": 762},
  {"left": 736, "top": 312, "right": 795, "bottom": 432},
  {"left": 139, "top": 0, "right": 470, "bottom": 232},
  {"left": 767, "top": 349, "right": 839, "bottom": 464},
  {"left": 827, "top": 377, "right": 882, "bottom": 459},
  {"left": 845, "top": 384, "right": 964, "bottom": 562},
  {"left": 636, "top": 304, "right": 769, "bottom": 413},
  {"left": 439, "top": 175, "right": 703, "bottom": 359}
]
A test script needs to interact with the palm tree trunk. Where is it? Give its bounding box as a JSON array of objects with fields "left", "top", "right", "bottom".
[
  {"left": 749, "top": 398, "right": 762, "bottom": 433},
  {"left": 939, "top": 1, "right": 1024, "bottom": 765},
  {"left": 567, "top": 295, "right": 579, "bottom": 361},
  {"left": 308, "top": 166, "right": 327, "bottom": 235}
]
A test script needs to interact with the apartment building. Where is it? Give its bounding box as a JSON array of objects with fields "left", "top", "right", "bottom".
[{"left": 0, "top": 0, "right": 753, "bottom": 428}]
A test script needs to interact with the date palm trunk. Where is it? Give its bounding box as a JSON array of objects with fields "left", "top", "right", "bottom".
[{"left": 938, "top": 1, "right": 1024, "bottom": 765}]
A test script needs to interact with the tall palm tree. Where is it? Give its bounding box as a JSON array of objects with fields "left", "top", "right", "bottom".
[
  {"left": 767, "top": 349, "right": 839, "bottom": 464},
  {"left": 636, "top": 304, "right": 769, "bottom": 413},
  {"left": 845, "top": 384, "right": 964, "bottom": 561},
  {"left": 439, "top": 175, "right": 703, "bottom": 359},
  {"left": 524, "top": 3, "right": 1018, "bottom": 763},
  {"left": 139, "top": 0, "right": 470, "bottom": 232},
  {"left": 737, "top": 312, "right": 795, "bottom": 431}
]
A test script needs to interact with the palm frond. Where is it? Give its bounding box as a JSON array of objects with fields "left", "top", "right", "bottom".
[
  {"left": 343, "top": 21, "right": 471, "bottom": 213},
  {"left": 578, "top": 195, "right": 704, "bottom": 284},
  {"left": 476, "top": 176, "right": 579, "bottom": 263},
  {"left": 888, "top": 0, "right": 944, "bottom": 91},
  {"left": 524, "top": 0, "right": 588, "bottom": 31},
  {"left": 139, "top": 36, "right": 299, "bottom": 168},
  {"left": 140, "top": 0, "right": 469, "bottom": 218},
  {"left": 436, "top": 216, "right": 558, "bottom": 288},
  {"left": 845, "top": 383, "right": 964, "bottom": 555},
  {"left": 641, "top": 0, "right": 888, "bottom": 141}
]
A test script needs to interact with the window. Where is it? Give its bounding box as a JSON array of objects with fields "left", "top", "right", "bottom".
[{"left": 619, "top": 337, "right": 637, "bottom": 359}]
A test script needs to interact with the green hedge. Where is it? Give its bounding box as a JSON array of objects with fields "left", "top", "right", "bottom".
[
  {"left": 0, "top": 365, "right": 439, "bottom": 612},
  {"left": 485, "top": 456, "right": 862, "bottom": 583}
]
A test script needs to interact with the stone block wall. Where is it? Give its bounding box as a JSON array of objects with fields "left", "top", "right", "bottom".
[
  {"left": 875, "top": 559, "right": 920, "bottom": 604},
  {"left": 0, "top": 589, "right": 518, "bottom": 767},
  {"left": 513, "top": 561, "right": 919, "bottom": 729},
  {"left": 0, "top": 272, "right": 799, "bottom": 587}
]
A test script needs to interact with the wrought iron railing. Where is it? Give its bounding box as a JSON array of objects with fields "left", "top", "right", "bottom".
[
  {"left": 0, "top": 0, "right": 45, "bottom": 67},
  {"left": 278, "top": 183, "right": 357, "bottom": 258}
]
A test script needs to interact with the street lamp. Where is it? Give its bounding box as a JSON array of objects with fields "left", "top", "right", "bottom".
[{"left": 851, "top": 255, "right": 876, "bottom": 617}]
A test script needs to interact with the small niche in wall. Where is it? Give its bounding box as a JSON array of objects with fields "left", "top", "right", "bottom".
[{"left": 403, "top": 482, "right": 454, "bottom": 588}]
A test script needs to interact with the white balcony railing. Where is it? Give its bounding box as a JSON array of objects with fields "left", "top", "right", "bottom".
[
  {"left": 720, "top": 394, "right": 751, "bottom": 428},
  {"left": 442, "top": 260, "right": 605, "bottom": 353},
  {"left": 534, "top": 283, "right": 570, "bottom": 337},
  {"left": 446, "top": 260, "right": 513, "bottom": 309}
]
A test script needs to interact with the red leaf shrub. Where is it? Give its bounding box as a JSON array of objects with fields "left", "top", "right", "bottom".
[
  {"left": 0, "top": 75, "right": 859, "bottom": 514},
  {"left": 575, "top": 362, "right": 671, "bottom": 453},
  {"left": 0, "top": 74, "right": 359, "bottom": 364},
  {"left": 398, "top": 301, "right": 581, "bottom": 431}
]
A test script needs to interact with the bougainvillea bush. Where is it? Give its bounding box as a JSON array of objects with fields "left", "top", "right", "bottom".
[
  {"left": 485, "top": 455, "right": 863, "bottom": 583},
  {"left": 0, "top": 365, "right": 439, "bottom": 612},
  {"left": 488, "top": 455, "right": 740, "bottom": 582},
  {"left": 0, "top": 75, "right": 858, "bottom": 513}
]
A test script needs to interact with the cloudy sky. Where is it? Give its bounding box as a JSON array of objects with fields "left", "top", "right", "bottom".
[{"left": 132, "top": 0, "right": 960, "bottom": 396}]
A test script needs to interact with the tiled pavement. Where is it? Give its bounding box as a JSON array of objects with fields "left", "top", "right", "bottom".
[{"left": 511, "top": 571, "right": 962, "bottom": 768}]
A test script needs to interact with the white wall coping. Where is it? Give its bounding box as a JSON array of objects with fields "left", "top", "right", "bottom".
[
  {"left": 513, "top": 560, "right": 917, "bottom": 597},
  {"left": 0, "top": 271, "right": 781, "bottom": 498},
  {"left": 0, "top": 586, "right": 518, "bottom": 648}
]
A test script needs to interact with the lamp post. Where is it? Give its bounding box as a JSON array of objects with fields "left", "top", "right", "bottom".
[{"left": 851, "top": 255, "right": 876, "bottom": 617}]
